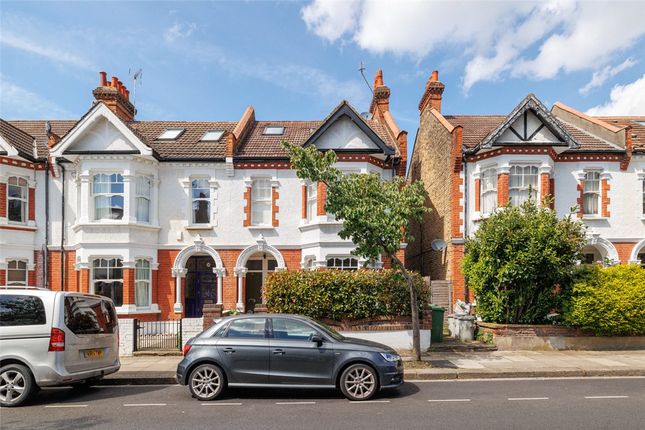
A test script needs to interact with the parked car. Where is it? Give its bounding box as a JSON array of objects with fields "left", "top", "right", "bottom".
[
  {"left": 0, "top": 287, "right": 121, "bottom": 407},
  {"left": 177, "top": 314, "right": 403, "bottom": 401}
]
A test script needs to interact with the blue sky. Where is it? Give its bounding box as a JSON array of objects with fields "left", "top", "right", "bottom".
[{"left": 1, "top": 0, "right": 644, "bottom": 159}]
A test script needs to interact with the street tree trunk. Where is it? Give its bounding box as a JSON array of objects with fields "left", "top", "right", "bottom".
[{"left": 391, "top": 254, "right": 421, "bottom": 361}]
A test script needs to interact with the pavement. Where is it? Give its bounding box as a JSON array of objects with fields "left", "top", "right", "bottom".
[
  {"left": 4, "top": 378, "right": 645, "bottom": 429},
  {"left": 103, "top": 349, "right": 645, "bottom": 385}
]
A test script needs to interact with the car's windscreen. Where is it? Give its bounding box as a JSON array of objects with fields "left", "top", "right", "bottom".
[
  {"left": 64, "top": 296, "right": 118, "bottom": 334},
  {"left": 0, "top": 295, "right": 46, "bottom": 326},
  {"left": 309, "top": 319, "right": 345, "bottom": 341}
]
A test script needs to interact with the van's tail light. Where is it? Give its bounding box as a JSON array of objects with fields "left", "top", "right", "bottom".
[
  {"left": 48, "top": 328, "right": 65, "bottom": 352},
  {"left": 183, "top": 343, "right": 192, "bottom": 356}
]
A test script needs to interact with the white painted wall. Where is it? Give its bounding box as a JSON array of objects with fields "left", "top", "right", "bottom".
[{"left": 339, "top": 329, "right": 432, "bottom": 351}]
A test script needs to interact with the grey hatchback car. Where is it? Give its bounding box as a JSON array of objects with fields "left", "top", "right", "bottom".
[{"left": 177, "top": 314, "right": 404, "bottom": 402}]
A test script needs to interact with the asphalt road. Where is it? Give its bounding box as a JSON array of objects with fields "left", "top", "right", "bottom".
[{"left": 2, "top": 377, "right": 644, "bottom": 430}]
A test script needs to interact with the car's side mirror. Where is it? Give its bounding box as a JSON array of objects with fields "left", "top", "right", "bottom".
[{"left": 311, "top": 335, "right": 324, "bottom": 345}]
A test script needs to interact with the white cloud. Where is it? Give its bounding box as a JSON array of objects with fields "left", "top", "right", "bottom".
[
  {"left": 578, "top": 58, "right": 637, "bottom": 95},
  {"left": 0, "top": 75, "right": 75, "bottom": 118},
  {"left": 163, "top": 22, "right": 197, "bottom": 43},
  {"left": 586, "top": 74, "right": 645, "bottom": 116},
  {"left": 301, "top": 0, "right": 645, "bottom": 92}
]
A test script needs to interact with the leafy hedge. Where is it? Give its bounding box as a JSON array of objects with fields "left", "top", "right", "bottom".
[
  {"left": 564, "top": 264, "right": 645, "bottom": 336},
  {"left": 265, "top": 269, "right": 429, "bottom": 320}
]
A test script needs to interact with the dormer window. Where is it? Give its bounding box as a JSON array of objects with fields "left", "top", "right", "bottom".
[
  {"left": 157, "top": 128, "right": 184, "bottom": 140},
  {"left": 263, "top": 126, "right": 284, "bottom": 135},
  {"left": 200, "top": 130, "right": 224, "bottom": 141}
]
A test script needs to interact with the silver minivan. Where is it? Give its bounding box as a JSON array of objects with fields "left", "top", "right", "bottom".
[{"left": 0, "top": 288, "right": 120, "bottom": 407}]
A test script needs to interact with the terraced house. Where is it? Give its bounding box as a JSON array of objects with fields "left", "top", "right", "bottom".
[
  {"left": 407, "top": 71, "right": 645, "bottom": 308},
  {"left": 0, "top": 70, "right": 407, "bottom": 320}
]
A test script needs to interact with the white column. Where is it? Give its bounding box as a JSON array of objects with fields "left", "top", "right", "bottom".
[
  {"left": 152, "top": 176, "right": 160, "bottom": 226},
  {"left": 234, "top": 267, "right": 247, "bottom": 311},
  {"left": 122, "top": 173, "right": 136, "bottom": 223},
  {"left": 78, "top": 172, "right": 91, "bottom": 223},
  {"left": 172, "top": 268, "right": 186, "bottom": 313},
  {"left": 213, "top": 267, "right": 225, "bottom": 305}
]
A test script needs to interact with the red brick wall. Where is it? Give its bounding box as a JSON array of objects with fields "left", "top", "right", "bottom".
[
  {"left": 219, "top": 249, "right": 242, "bottom": 310},
  {"left": 28, "top": 270, "right": 36, "bottom": 286},
  {"left": 450, "top": 243, "right": 466, "bottom": 303},
  {"left": 48, "top": 250, "right": 78, "bottom": 292},
  {"left": 0, "top": 183, "right": 6, "bottom": 218},
  {"left": 549, "top": 178, "right": 555, "bottom": 209},
  {"left": 474, "top": 178, "right": 481, "bottom": 212},
  {"left": 497, "top": 173, "right": 509, "bottom": 207},
  {"left": 28, "top": 188, "right": 35, "bottom": 221},
  {"left": 243, "top": 186, "right": 251, "bottom": 226},
  {"left": 317, "top": 182, "right": 326, "bottom": 216},
  {"left": 123, "top": 268, "right": 135, "bottom": 306},
  {"left": 615, "top": 242, "right": 637, "bottom": 263},
  {"left": 271, "top": 186, "right": 280, "bottom": 227},
  {"left": 601, "top": 179, "right": 610, "bottom": 217},
  {"left": 449, "top": 126, "right": 463, "bottom": 239},
  {"left": 540, "top": 173, "right": 550, "bottom": 207},
  {"left": 301, "top": 185, "right": 307, "bottom": 220},
  {"left": 0, "top": 269, "right": 5, "bottom": 286},
  {"left": 156, "top": 249, "right": 181, "bottom": 319}
]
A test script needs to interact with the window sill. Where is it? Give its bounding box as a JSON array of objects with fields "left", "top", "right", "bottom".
[
  {"left": 0, "top": 224, "right": 37, "bottom": 231},
  {"left": 247, "top": 225, "right": 277, "bottom": 231},
  {"left": 581, "top": 216, "right": 609, "bottom": 221},
  {"left": 72, "top": 222, "right": 161, "bottom": 232},
  {"left": 116, "top": 304, "right": 161, "bottom": 315},
  {"left": 298, "top": 220, "right": 343, "bottom": 232},
  {"left": 185, "top": 224, "right": 214, "bottom": 230}
]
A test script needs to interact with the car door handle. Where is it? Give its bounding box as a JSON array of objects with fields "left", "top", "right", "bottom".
[
  {"left": 223, "top": 347, "right": 236, "bottom": 354},
  {"left": 272, "top": 349, "right": 285, "bottom": 355}
]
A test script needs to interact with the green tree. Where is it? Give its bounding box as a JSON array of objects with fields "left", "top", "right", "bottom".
[
  {"left": 463, "top": 198, "right": 587, "bottom": 324},
  {"left": 283, "top": 142, "right": 429, "bottom": 360}
]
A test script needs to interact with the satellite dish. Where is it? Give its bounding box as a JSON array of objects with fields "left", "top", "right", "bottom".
[{"left": 431, "top": 239, "right": 447, "bottom": 251}]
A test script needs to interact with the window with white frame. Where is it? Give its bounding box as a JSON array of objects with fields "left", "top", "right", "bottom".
[
  {"left": 642, "top": 178, "right": 644, "bottom": 215},
  {"left": 93, "top": 173, "right": 124, "bottom": 220},
  {"left": 583, "top": 171, "right": 600, "bottom": 215},
  {"left": 251, "top": 179, "right": 272, "bottom": 226},
  {"left": 326, "top": 257, "right": 359, "bottom": 270},
  {"left": 509, "top": 165, "right": 538, "bottom": 206},
  {"left": 7, "top": 176, "right": 28, "bottom": 223},
  {"left": 480, "top": 168, "right": 497, "bottom": 215},
  {"left": 135, "top": 176, "right": 152, "bottom": 223},
  {"left": 303, "top": 257, "right": 316, "bottom": 270},
  {"left": 7, "top": 260, "right": 27, "bottom": 286},
  {"left": 306, "top": 182, "right": 317, "bottom": 222},
  {"left": 191, "top": 179, "right": 211, "bottom": 224},
  {"left": 135, "top": 259, "right": 151, "bottom": 308},
  {"left": 92, "top": 258, "right": 123, "bottom": 306}
]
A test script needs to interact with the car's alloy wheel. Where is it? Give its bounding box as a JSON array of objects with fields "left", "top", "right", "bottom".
[
  {"left": 340, "top": 364, "right": 378, "bottom": 401},
  {"left": 188, "top": 364, "right": 225, "bottom": 401},
  {"left": 0, "top": 364, "right": 35, "bottom": 407}
]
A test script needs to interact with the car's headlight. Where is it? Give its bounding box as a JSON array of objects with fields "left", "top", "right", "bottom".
[{"left": 379, "top": 352, "right": 401, "bottom": 362}]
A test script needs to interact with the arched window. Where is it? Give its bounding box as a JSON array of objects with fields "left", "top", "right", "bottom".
[
  {"left": 7, "top": 260, "right": 27, "bottom": 286},
  {"left": 7, "top": 176, "right": 28, "bottom": 223},
  {"left": 92, "top": 258, "right": 123, "bottom": 306},
  {"left": 93, "top": 173, "right": 124, "bottom": 220},
  {"left": 509, "top": 165, "right": 538, "bottom": 206}
]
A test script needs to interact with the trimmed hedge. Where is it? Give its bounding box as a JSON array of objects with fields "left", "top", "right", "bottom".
[
  {"left": 564, "top": 264, "right": 645, "bottom": 336},
  {"left": 265, "top": 269, "right": 429, "bottom": 320}
]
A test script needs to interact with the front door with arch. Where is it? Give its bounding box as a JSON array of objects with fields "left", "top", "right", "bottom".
[
  {"left": 185, "top": 256, "right": 217, "bottom": 318},
  {"left": 245, "top": 253, "right": 277, "bottom": 312}
]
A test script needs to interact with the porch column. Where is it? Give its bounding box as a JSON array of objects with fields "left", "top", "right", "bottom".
[
  {"left": 213, "top": 267, "right": 225, "bottom": 305},
  {"left": 234, "top": 267, "right": 247, "bottom": 311},
  {"left": 172, "top": 268, "right": 186, "bottom": 313}
]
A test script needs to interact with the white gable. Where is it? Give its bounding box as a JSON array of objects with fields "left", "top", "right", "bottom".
[
  {"left": 67, "top": 116, "right": 138, "bottom": 152},
  {"left": 497, "top": 110, "right": 560, "bottom": 144},
  {"left": 314, "top": 117, "right": 380, "bottom": 151},
  {"left": 0, "top": 135, "right": 19, "bottom": 157}
]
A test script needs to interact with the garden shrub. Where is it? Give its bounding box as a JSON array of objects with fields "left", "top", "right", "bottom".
[
  {"left": 265, "top": 269, "right": 429, "bottom": 321},
  {"left": 564, "top": 264, "right": 645, "bottom": 336},
  {"left": 462, "top": 198, "right": 587, "bottom": 324}
]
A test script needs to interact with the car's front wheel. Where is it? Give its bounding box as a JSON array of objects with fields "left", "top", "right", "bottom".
[
  {"left": 339, "top": 363, "right": 378, "bottom": 401},
  {"left": 0, "top": 364, "right": 36, "bottom": 407},
  {"left": 188, "top": 364, "right": 225, "bottom": 401}
]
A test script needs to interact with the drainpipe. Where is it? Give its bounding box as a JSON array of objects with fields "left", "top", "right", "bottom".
[
  {"left": 57, "top": 160, "right": 66, "bottom": 291},
  {"left": 44, "top": 159, "right": 50, "bottom": 289},
  {"left": 462, "top": 153, "right": 469, "bottom": 302}
]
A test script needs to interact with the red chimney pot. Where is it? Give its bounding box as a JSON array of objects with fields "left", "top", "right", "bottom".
[
  {"left": 99, "top": 71, "right": 107, "bottom": 87},
  {"left": 111, "top": 76, "right": 118, "bottom": 88},
  {"left": 430, "top": 70, "right": 439, "bottom": 82}
]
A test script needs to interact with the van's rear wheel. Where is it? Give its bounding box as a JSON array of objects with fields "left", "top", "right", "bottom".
[
  {"left": 0, "top": 364, "right": 35, "bottom": 407},
  {"left": 188, "top": 364, "right": 225, "bottom": 401}
]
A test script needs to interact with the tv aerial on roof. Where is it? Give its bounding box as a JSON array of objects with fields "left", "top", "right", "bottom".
[{"left": 129, "top": 68, "right": 143, "bottom": 107}]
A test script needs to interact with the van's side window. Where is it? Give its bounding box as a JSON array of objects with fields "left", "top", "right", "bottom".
[{"left": 0, "top": 295, "right": 46, "bottom": 326}]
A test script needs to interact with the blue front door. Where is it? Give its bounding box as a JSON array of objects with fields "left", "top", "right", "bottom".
[{"left": 185, "top": 256, "right": 217, "bottom": 318}]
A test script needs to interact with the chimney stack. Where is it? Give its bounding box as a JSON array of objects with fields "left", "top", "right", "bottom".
[
  {"left": 93, "top": 71, "right": 136, "bottom": 122},
  {"left": 418, "top": 70, "right": 445, "bottom": 113},
  {"left": 369, "top": 68, "right": 391, "bottom": 121}
]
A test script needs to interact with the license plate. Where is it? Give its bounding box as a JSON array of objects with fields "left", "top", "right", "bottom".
[{"left": 84, "top": 349, "right": 104, "bottom": 359}]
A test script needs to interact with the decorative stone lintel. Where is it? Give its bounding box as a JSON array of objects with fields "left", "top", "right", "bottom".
[
  {"left": 212, "top": 267, "right": 226, "bottom": 276},
  {"left": 234, "top": 267, "right": 248, "bottom": 277},
  {"left": 172, "top": 268, "right": 187, "bottom": 278}
]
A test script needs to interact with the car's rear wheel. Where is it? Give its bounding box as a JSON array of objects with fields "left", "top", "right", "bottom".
[
  {"left": 0, "top": 364, "right": 35, "bottom": 407},
  {"left": 339, "top": 363, "right": 378, "bottom": 401},
  {"left": 188, "top": 364, "right": 225, "bottom": 401}
]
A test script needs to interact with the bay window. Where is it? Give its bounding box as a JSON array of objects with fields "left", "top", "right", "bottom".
[
  {"left": 136, "top": 175, "right": 152, "bottom": 223},
  {"left": 251, "top": 179, "right": 272, "bottom": 226},
  {"left": 583, "top": 171, "right": 600, "bottom": 215},
  {"left": 135, "top": 259, "right": 151, "bottom": 308},
  {"left": 480, "top": 168, "right": 497, "bottom": 215},
  {"left": 93, "top": 173, "right": 124, "bottom": 220},
  {"left": 509, "top": 165, "right": 538, "bottom": 206},
  {"left": 191, "top": 179, "right": 211, "bottom": 224},
  {"left": 326, "top": 257, "right": 359, "bottom": 270},
  {"left": 7, "top": 176, "right": 28, "bottom": 223},
  {"left": 92, "top": 258, "right": 123, "bottom": 306},
  {"left": 7, "top": 260, "right": 27, "bottom": 286}
]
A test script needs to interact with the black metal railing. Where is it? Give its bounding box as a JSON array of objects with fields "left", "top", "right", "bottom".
[{"left": 134, "top": 319, "right": 182, "bottom": 351}]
